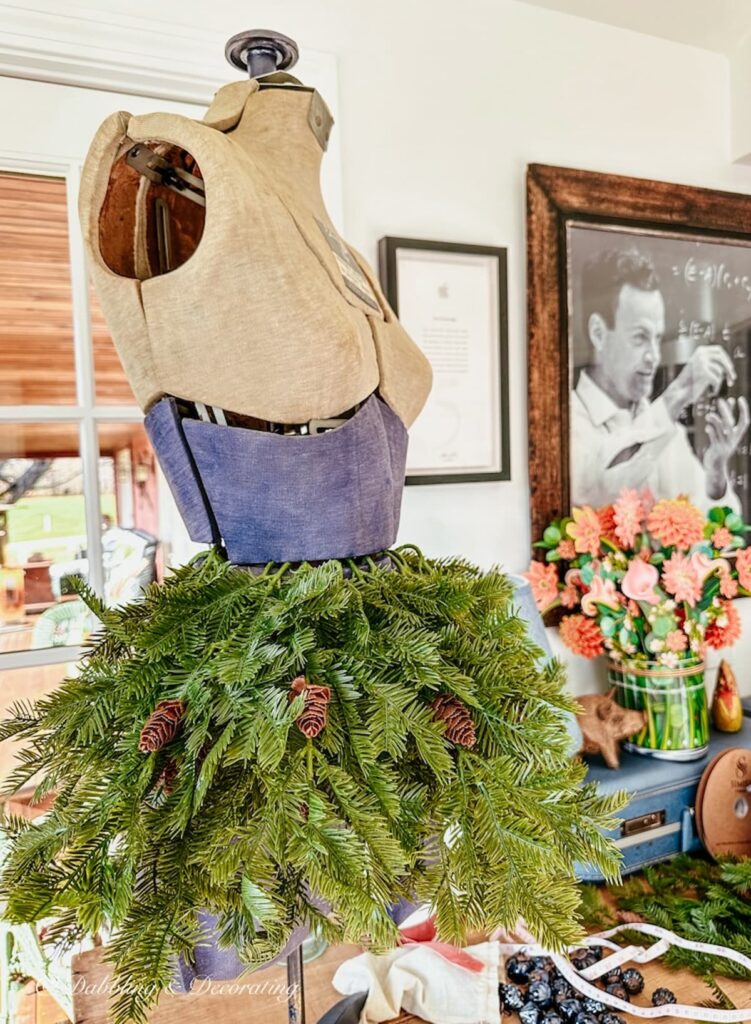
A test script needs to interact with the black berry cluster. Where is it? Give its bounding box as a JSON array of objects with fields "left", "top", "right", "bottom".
[
  {"left": 651, "top": 988, "right": 677, "bottom": 1007},
  {"left": 499, "top": 948, "right": 670, "bottom": 1024}
]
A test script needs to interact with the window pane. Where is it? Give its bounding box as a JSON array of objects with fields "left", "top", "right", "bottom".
[
  {"left": 0, "top": 172, "right": 77, "bottom": 405},
  {"left": 0, "top": 423, "right": 93, "bottom": 652},
  {"left": 97, "top": 422, "right": 206, "bottom": 598},
  {"left": 98, "top": 422, "right": 161, "bottom": 605},
  {"left": 92, "top": 285, "right": 137, "bottom": 404},
  {"left": 0, "top": 662, "right": 68, "bottom": 789}
]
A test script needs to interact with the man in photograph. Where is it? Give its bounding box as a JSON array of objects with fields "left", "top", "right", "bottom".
[{"left": 571, "top": 248, "right": 749, "bottom": 512}]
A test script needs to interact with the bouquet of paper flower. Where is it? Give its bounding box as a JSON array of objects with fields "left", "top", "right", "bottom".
[{"left": 526, "top": 490, "right": 749, "bottom": 760}]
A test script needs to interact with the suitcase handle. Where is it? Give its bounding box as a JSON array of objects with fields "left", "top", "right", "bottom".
[{"left": 681, "top": 806, "right": 696, "bottom": 851}]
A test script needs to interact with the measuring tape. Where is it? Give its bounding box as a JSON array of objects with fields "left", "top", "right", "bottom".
[{"left": 500, "top": 924, "right": 751, "bottom": 1022}]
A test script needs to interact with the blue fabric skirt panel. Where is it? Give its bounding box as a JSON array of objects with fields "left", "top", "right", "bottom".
[{"left": 145, "top": 394, "right": 408, "bottom": 564}]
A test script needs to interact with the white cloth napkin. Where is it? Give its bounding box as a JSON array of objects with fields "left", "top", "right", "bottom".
[{"left": 332, "top": 941, "right": 500, "bottom": 1024}]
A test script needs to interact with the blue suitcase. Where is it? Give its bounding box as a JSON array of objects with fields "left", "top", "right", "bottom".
[{"left": 578, "top": 718, "right": 751, "bottom": 880}]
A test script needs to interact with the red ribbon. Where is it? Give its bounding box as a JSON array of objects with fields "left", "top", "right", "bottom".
[{"left": 399, "top": 916, "right": 485, "bottom": 973}]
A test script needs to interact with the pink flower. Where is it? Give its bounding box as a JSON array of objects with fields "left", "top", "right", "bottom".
[
  {"left": 524, "top": 561, "right": 559, "bottom": 612},
  {"left": 712, "top": 527, "right": 733, "bottom": 550},
  {"left": 661, "top": 552, "right": 703, "bottom": 607},
  {"left": 563, "top": 568, "right": 585, "bottom": 606},
  {"left": 621, "top": 559, "right": 660, "bottom": 606},
  {"left": 720, "top": 571, "right": 739, "bottom": 599},
  {"left": 613, "top": 488, "right": 644, "bottom": 548},
  {"left": 581, "top": 575, "right": 620, "bottom": 617},
  {"left": 557, "top": 538, "right": 576, "bottom": 561},
  {"left": 640, "top": 488, "right": 656, "bottom": 515},
  {"left": 665, "top": 630, "right": 688, "bottom": 653},
  {"left": 566, "top": 506, "right": 602, "bottom": 558},
  {"left": 736, "top": 548, "right": 751, "bottom": 591},
  {"left": 560, "top": 584, "right": 578, "bottom": 609},
  {"left": 690, "top": 551, "right": 729, "bottom": 581}
]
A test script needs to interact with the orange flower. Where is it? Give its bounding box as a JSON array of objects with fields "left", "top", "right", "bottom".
[
  {"left": 524, "top": 561, "right": 559, "bottom": 612},
  {"left": 613, "top": 488, "right": 645, "bottom": 548},
  {"left": 559, "top": 614, "right": 605, "bottom": 658},
  {"left": 567, "top": 505, "right": 602, "bottom": 557},
  {"left": 560, "top": 584, "right": 578, "bottom": 609},
  {"left": 597, "top": 505, "right": 619, "bottom": 546},
  {"left": 661, "top": 552, "right": 703, "bottom": 607},
  {"left": 557, "top": 538, "right": 577, "bottom": 561},
  {"left": 705, "top": 600, "right": 742, "bottom": 650},
  {"left": 712, "top": 527, "right": 733, "bottom": 550},
  {"left": 647, "top": 497, "right": 704, "bottom": 550},
  {"left": 736, "top": 548, "right": 751, "bottom": 591}
]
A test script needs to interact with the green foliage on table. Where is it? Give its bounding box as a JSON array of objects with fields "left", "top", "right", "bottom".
[
  {"left": 0, "top": 547, "right": 624, "bottom": 1023},
  {"left": 579, "top": 853, "right": 751, "bottom": 988}
]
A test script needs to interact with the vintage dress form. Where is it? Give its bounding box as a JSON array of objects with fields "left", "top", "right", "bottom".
[
  {"left": 78, "top": 63, "right": 433, "bottom": 998},
  {"left": 79, "top": 74, "right": 432, "bottom": 565}
]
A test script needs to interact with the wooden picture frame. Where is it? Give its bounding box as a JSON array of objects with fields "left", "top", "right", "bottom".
[
  {"left": 527, "top": 163, "right": 751, "bottom": 542},
  {"left": 379, "top": 236, "right": 510, "bottom": 484}
]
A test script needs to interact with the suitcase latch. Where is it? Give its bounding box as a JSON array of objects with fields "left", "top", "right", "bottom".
[{"left": 622, "top": 810, "right": 666, "bottom": 837}]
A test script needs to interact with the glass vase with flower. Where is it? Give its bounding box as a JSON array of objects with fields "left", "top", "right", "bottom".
[{"left": 527, "top": 489, "right": 749, "bottom": 761}]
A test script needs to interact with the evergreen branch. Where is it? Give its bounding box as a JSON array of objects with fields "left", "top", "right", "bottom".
[{"left": 0, "top": 547, "right": 623, "bottom": 1021}]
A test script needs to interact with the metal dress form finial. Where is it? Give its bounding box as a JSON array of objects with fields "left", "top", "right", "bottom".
[{"left": 224, "top": 29, "right": 300, "bottom": 79}]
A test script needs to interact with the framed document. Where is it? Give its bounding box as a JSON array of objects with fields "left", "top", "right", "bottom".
[{"left": 378, "top": 237, "right": 509, "bottom": 484}]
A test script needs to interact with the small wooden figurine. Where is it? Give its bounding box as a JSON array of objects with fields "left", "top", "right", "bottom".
[
  {"left": 576, "top": 691, "right": 646, "bottom": 769},
  {"left": 712, "top": 659, "right": 743, "bottom": 733}
]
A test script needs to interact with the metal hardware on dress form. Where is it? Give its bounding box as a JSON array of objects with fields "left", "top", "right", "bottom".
[
  {"left": 125, "top": 144, "right": 206, "bottom": 206},
  {"left": 187, "top": 399, "right": 355, "bottom": 436}
]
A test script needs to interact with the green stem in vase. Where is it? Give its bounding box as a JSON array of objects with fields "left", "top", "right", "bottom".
[{"left": 646, "top": 686, "right": 658, "bottom": 749}]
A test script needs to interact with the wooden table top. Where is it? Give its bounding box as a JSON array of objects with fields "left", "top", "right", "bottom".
[
  {"left": 72, "top": 942, "right": 416, "bottom": 1024},
  {"left": 71, "top": 935, "right": 751, "bottom": 1024}
]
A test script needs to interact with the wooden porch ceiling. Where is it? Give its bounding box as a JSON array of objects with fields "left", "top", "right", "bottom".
[
  {"left": 0, "top": 421, "right": 146, "bottom": 459},
  {"left": 0, "top": 172, "right": 134, "bottom": 408}
]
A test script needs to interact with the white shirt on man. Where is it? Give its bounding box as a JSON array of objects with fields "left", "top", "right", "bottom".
[{"left": 571, "top": 370, "right": 739, "bottom": 513}]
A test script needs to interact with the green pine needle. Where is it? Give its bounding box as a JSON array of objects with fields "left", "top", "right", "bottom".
[{"left": 584, "top": 853, "right": 751, "bottom": 988}]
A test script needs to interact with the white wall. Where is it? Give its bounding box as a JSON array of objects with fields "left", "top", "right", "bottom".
[{"left": 8, "top": 0, "right": 751, "bottom": 690}]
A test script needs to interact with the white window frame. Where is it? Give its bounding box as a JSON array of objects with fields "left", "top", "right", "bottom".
[
  {"left": 0, "top": 153, "right": 143, "bottom": 671},
  {"left": 0, "top": 12, "right": 341, "bottom": 674}
]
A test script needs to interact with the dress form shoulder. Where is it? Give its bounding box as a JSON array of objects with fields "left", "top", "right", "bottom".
[{"left": 79, "top": 77, "right": 431, "bottom": 429}]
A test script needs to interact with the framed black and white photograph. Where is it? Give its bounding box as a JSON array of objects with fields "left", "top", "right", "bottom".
[
  {"left": 527, "top": 164, "right": 751, "bottom": 541},
  {"left": 568, "top": 224, "right": 751, "bottom": 515},
  {"left": 378, "top": 236, "right": 509, "bottom": 484}
]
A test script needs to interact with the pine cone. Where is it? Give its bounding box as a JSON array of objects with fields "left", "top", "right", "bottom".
[
  {"left": 158, "top": 759, "right": 179, "bottom": 795},
  {"left": 431, "top": 694, "right": 476, "bottom": 748},
  {"left": 289, "top": 675, "right": 331, "bottom": 739},
  {"left": 138, "top": 699, "right": 186, "bottom": 753}
]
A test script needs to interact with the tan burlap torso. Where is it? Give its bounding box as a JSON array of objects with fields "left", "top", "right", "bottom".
[{"left": 79, "top": 78, "right": 431, "bottom": 426}]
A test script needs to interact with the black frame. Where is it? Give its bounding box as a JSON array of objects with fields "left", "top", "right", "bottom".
[{"left": 378, "top": 236, "right": 510, "bottom": 485}]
